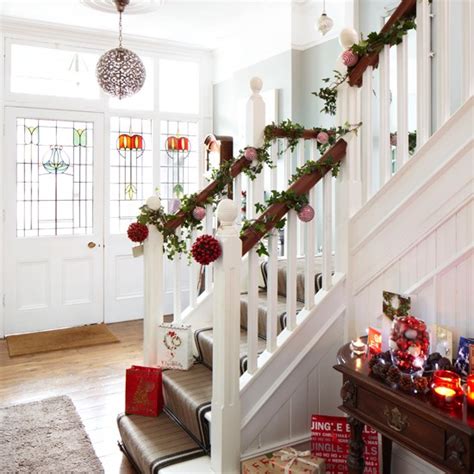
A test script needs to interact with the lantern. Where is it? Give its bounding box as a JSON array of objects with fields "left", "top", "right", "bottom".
[{"left": 430, "top": 370, "right": 464, "bottom": 411}]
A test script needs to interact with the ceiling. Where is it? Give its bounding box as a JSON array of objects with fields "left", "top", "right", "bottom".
[{"left": 0, "top": 0, "right": 349, "bottom": 50}]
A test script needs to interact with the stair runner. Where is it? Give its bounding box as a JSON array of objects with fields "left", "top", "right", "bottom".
[{"left": 118, "top": 258, "right": 324, "bottom": 473}]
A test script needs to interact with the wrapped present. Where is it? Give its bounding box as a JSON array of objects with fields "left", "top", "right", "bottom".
[
  {"left": 125, "top": 365, "right": 163, "bottom": 417},
  {"left": 157, "top": 323, "right": 193, "bottom": 370},
  {"left": 454, "top": 336, "right": 474, "bottom": 376},
  {"left": 242, "top": 447, "right": 325, "bottom": 473}
]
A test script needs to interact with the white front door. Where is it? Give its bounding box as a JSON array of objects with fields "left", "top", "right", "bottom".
[{"left": 4, "top": 108, "right": 104, "bottom": 335}]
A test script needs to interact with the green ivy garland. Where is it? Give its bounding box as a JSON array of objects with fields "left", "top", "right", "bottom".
[{"left": 312, "top": 15, "right": 416, "bottom": 116}]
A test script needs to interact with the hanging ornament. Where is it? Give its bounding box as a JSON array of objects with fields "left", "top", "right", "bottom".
[
  {"left": 127, "top": 222, "right": 149, "bottom": 243},
  {"left": 96, "top": 0, "right": 146, "bottom": 99},
  {"left": 117, "top": 133, "right": 145, "bottom": 200},
  {"left": 191, "top": 234, "right": 222, "bottom": 265},
  {"left": 244, "top": 147, "right": 258, "bottom": 161},
  {"left": 342, "top": 49, "right": 359, "bottom": 67},
  {"left": 316, "top": 1, "right": 333, "bottom": 36},
  {"left": 316, "top": 131, "right": 329, "bottom": 144},
  {"left": 192, "top": 206, "right": 206, "bottom": 221},
  {"left": 297, "top": 205, "right": 315, "bottom": 223}
]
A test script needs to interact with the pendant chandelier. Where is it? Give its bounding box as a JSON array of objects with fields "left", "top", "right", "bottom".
[
  {"left": 96, "top": 0, "right": 146, "bottom": 99},
  {"left": 316, "top": 0, "right": 334, "bottom": 36}
]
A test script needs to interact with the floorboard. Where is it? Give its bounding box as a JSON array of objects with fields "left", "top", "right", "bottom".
[{"left": 0, "top": 320, "right": 145, "bottom": 473}]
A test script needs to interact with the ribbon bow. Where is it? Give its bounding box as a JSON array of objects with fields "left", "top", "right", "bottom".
[{"left": 276, "top": 448, "right": 320, "bottom": 473}]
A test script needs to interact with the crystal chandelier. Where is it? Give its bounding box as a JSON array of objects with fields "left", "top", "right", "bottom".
[
  {"left": 316, "top": 0, "right": 334, "bottom": 36},
  {"left": 96, "top": 0, "right": 146, "bottom": 99}
]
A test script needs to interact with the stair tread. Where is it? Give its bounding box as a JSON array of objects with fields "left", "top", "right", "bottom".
[
  {"left": 117, "top": 411, "right": 205, "bottom": 474},
  {"left": 195, "top": 327, "right": 266, "bottom": 373},
  {"left": 240, "top": 291, "right": 304, "bottom": 338},
  {"left": 162, "top": 363, "right": 212, "bottom": 448}
]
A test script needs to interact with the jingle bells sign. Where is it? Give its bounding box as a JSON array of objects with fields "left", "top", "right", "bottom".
[{"left": 157, "top": 323, "right": 193, "bottom": 370}]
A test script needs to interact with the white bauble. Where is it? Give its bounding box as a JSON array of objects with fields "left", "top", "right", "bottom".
[
  {"left": 146, "top": 195, "right": 161, "bottom": 211},
  {"left": 339, "top": 27, "right": 359, "bottom": 49},
  {"left": 404, "top": 329, "right": 418, "bottom": 340}
]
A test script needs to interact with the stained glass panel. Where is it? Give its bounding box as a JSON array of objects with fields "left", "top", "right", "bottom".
[
  {"left": 160, "top": 120, "right": 199, "bottom": 211},
  {"left": 16, "top": 118, "right": 94, "bottom": 237},
  {"left": 110, "top": 117, "right": 153, "bottom": 234}
]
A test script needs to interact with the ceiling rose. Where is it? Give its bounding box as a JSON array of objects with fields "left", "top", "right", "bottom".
[{"left": 81, "top": 0, "right": 164, "bottom": 14}]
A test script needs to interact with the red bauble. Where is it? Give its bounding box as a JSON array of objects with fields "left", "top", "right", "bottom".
[
  {"left": 191, "top": 234, "right": 222, "bottom": 266},
  {"left": 127, "top": 222, "right": 149, "bottom": 243}
]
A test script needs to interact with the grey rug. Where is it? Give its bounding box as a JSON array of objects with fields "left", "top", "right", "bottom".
[{"left": 0, "top": 395, "right": 104, "bottom": 473}]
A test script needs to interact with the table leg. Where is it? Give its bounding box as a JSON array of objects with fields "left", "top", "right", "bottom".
[
  {"left": 382, "top": 435, "right": 392, "bottom": 474},
  {"left": 347, "top": 416, "right": 365, "bottom": 474}
]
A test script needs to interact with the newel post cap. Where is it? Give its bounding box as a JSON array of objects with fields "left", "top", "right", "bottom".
[
  {"left": 250, "top": 77, "right": 263, "bottom": 94},
  {"left": 216, "top": 199, "right": 238, "bottom": 227},
  {"left": 146, "top": 195, "right": 161, "bottom": 211}
]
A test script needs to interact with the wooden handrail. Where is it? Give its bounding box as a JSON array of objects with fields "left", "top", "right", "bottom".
[
  {"left": 165, "top": 155, "right": 249, "bottom": 233},
  {"left": 348, "top": 0, "right": 416, "bottom": 87},
  {"left": 267, "top": 128, "right": 335, "bottom": 140},
  {"left": 240, "top": 138, "right": 347, "bottom": 255}
]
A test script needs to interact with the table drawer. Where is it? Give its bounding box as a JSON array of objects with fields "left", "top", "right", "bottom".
[{"left": 356, "top": 385, "right": 445, "bottom": 461}]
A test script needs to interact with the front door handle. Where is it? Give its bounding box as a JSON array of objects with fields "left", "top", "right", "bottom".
[{"left": 88, "top": 241, "right": 97, "bottom": 249}]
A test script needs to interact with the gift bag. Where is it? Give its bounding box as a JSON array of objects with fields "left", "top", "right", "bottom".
[
  {"left": 157, "top": 323, "right": 193, "bottom": 370},
  {"left": 125, "top": 365, "right": 163, "bottom": 417}
]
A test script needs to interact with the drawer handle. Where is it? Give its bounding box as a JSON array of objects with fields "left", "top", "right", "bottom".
[{"left": 384, "top": 406, "right": 409, "bottom": 432}]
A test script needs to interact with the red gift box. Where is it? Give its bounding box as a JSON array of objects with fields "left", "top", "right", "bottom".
[{"left": 125, "top": 365, "right": 163, "bottom": 417}]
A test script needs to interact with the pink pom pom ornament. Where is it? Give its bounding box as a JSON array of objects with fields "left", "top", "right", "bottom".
[
  {"left": 297, "top": 205, "right": 315, "bottom": 223},
  {"left": 342, "top": 49, "right": 359, "bottom": 67},
  {"left": 244, "top": 147, "right": 258, "bottom": 161},
  {"left": 316, "top": 131, "right": 329, "bottom": 144},
  {"left": 192, "top": 206, "right": 206, "bottom": 221}
]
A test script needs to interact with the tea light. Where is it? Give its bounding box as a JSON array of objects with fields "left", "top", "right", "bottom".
[
  {"left": 467, "top": 375, "right": 474, "bottom": 409},
  {"left": 350, "top": 338, "right": 367, "bottom": 356},
  {"left": 431, "top": 370, "right": 464, "bottom": 410}
]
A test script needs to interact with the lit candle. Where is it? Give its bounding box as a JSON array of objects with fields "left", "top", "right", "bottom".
[
  {"left": 350, "top": 337, "right": 367, "bottom": 356},
  {"left": 431, "top": 370, "right": 464, "bottom": 410},
  {"left": 467, "top": 375, "right": 474, "bottom": 408}
]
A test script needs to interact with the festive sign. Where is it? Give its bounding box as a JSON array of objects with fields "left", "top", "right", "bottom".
[
  {"left": 311, "top": 415, "right": 379, "bottom": 474},
  {"left": 367, "top": 327, "right": 382, "bottom": 354},
  {"left": 157, "top": 324, "right": 193, "bottom": 370}
]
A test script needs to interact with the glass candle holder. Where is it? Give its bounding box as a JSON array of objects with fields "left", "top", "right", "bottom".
[
  {"left": 350, "top": 338, "right": 367, "bottom": 356},
  {"left": 467, "top": 375, "right": 474, "bottom": 409},
  {"left": 431, "top": 370, "right": 464, "bottom": 411}
]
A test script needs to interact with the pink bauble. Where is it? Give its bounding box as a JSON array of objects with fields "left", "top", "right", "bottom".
[
  {"left": 192, "top": 206, "right": 206, "bottom": 221},
  {"left": 342, "top": 49, "right": 359, "bottom": 67},
  {"left": 316, "top": 131, "right": 329, "bottom": 144},
  {"left": 390, "top": 133, "right": 398, "bottom": 146},
  {"left": 298, "top": 205, "right": 315, "bottom": 222},
  {"left": 244, "top": 147, "right": 258, "bottom": 161}
]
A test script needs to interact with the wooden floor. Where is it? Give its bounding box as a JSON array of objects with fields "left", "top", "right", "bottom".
[{"left": 0, "top": 320, "right": 145, "bottom": 473}]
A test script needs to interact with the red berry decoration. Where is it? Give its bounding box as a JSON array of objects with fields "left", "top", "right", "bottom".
[
  {"left": 191, "top": 234, "right": 222, "bottom": 266},
  {"left": 342, "top": 49, "right": 359, "bottom": 67},
  {"left": 127, "top": 222, "right": 149, "bottom": 243}
]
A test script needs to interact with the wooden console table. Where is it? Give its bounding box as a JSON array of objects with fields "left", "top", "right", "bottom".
[{"left": 334, "top": 339, "right": 474, "bottom": 473}]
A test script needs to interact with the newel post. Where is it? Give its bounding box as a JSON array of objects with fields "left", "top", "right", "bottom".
[
  {"left": 211, "top": 199, "right": 241, "bottom": 474},
  {"left": 246, "top": 77, "right": 266, "bottom": 219},
  {"left": 143, "top": 196, "right": 164, "bottom": 366}
]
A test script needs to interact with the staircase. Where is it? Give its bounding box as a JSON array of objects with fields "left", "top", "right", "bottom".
[{"left": 117, "top": 0, "right": 473, "bottom": 472}]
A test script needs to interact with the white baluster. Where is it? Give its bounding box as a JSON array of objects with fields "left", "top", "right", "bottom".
[
  {"left": 283, "top": 140, "right": 291, "bottom": 257},
  {"left": 379, "top": 44, "right": 391, "bottom": 187},
  {"left": 271, "top": 141, "right": 278, "bottom": 191},
  {"left": 462, "top": 0, "right": 473, "bottom": 101},
  {"left": 233, "top": 173, "right": 242, "bottom": 223},
  {"left": 297, "top": 138, "right": 305, "bottom": 255},
  {"left": 435, "top": 0, "right": 450, "bottom": 129},
  {"left": 266, "top": 229, "right": 279, "bottom": 353},
  {"left": 361, "top": 66, "right": 373, "bottom": 201},
  {"left": 211, "top": 199, "right": 241, "bottom": 474},
  {"left": 189, "top": 229, "right": 198, "bottom": 308},
  {"left": 304, "top": 178, "right": 316, "bottom": 311},
  {"left": 322, "top": 173, "right": 332, "bottom": 290},
  {"left": 416, "top": 0, "right": 432, "bottom": 148},
  {"left": 205, "top": 204, "right": 213, "bottom": 291},
  {"left": 143, "top": 196, "right": 164, "bottom": 366},
  {"left": 247, "top": 247, "right": 259, "bottom": 374},
  {"left": 286, "top": 210, "right": 297, "bottom": 330},
  {"left": 173, "top": 228, "right": 182, "bottom": 322},
  {"left": 397, "top": 36, "right": 409, "bottom": 167}
]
